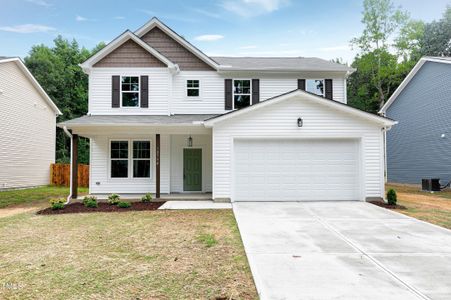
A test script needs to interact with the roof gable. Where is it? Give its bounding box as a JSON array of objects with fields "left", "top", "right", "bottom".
[
  {"left": 0, "top": 57, "right": 61, "bottom": 115},
  {"left": 204, "top": 89, "right": 396, "bottom": 127}
]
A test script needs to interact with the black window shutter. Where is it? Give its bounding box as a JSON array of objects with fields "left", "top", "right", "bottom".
[
  {"left": 224, "top": 79, "right": 233, "bottom": 110},
  {"left": 252, "top": 79, "right": 260, "bottom": 104},
  {"left": 112, "top": 76, "right": 120, "bottom": 108},
  {"left": 140, "top": 75, "right": 149, "bottom": 108},
  {"left": 297, "top": 79, "right": 306, "bottom": 91},
  {"left": 325, "top": 79, "right": 333, "bottom": 100}
]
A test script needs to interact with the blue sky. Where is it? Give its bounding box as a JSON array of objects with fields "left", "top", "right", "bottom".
[{"left": 0, "top": 0, "right": 449, "bottom": 63}]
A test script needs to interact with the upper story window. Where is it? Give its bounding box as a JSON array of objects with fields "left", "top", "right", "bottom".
[
  {"left": 233, "top": 79, "right": 251, "bottom": 109},
  {"left": 187, "top": 80, "right": 200, "bottom": 97},
  {"left": 306, "top": 79, "right": 324, "bottom": 97},
  {"left": 121, "top": 76, "right": 140, "bottom": 107}
]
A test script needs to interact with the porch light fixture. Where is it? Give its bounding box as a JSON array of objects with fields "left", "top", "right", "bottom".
[
  {"left": 187, "top": 135, "right": 193, "bottom": 147},
  {"left": 297, "top": 117, "right": 303, "bottom": 127}
]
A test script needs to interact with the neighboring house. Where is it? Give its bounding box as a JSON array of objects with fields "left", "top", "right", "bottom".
[
  {"left": 380, "top": 57, "right": 451, "bottom": 185},
  {"left": 59, "top": 18, "right": 395, "bottom": 202},
  {"left": 0, "top": 57, "right": 62, "bottom": 190}
]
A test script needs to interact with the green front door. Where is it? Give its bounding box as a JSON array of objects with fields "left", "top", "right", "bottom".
[{"left": 183, "top": 148, "right": 202, "bottom": 191}]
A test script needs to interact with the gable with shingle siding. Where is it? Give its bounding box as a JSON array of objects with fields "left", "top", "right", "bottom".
[
  {"left": 94, "top": 39, "right": 167, "bottom": 68},
  {"left": 141, "top": 27, "right": 214, "bottom": 71}
]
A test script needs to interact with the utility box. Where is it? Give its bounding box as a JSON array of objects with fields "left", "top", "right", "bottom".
[{"left": 422, "top": 178, "right": 441, "bottom": 192}]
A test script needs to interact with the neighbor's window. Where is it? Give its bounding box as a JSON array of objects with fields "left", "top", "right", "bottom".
[
  {"left": 187, "top": 80, "right": 200, "bottom": 97},
  {"left": 111, "top": 141, "right": 129, "bottom": 178},
  {"left": 233, "top": 79, "right": 251, "bottom": 109},
  {"left": 121, "top": 76, "right": 140, "bottom": 107},
  {"left": 306, "top": 79, "right": 324, "bottom": 97},
  {"left": 133, "top": 141, "right": 151, "bottom": 178}
]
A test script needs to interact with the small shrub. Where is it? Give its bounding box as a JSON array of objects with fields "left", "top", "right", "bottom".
[
  {"left": 83, "top": 196, "right": 98, "bottom": 208},
  {"left": 117, "top": 201, "right": 131, "bottom": 208},
  {"left": 108, "top": 194, "right": 120, "bottom": 205},
  {"left": 197, "top": 233, "right": 217, "bottom": 248},
  {"left": 387, "top": 189, "right": 397, "bottom": 205},
  {"left": 50, "top": 198, "right": 65, "bottom": 210},
  {"left": 141, "top": 193, "right": 153, "bottom": 203}
]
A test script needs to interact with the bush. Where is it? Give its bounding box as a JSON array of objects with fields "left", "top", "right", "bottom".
[
  {"left": 387, "top": 189, "right": 397, "bottom": 205},
  {"left": 108, "top": 194, "right": 120, "bottom": 205},
  {"left": 50, "top": 198, "right": 65, "bottom": 210},
  {"left": 117, "top": 201, "right": 131, "bottom": 208},
  {"left": 141, "top": 193, "right": 153, "bottom": 203},
  {"left": 83, "top": 196, "right": 98, "bottom": 208}
]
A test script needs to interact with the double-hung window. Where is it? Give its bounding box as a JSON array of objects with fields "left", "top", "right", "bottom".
[
  {"left": 187, "top": 80, "right": 200, "bottom": 97},
  {"left": 121, "top": 76, "right": 140, "bottom": 107},
  {"left": 110, "top": 140, "right": 151, "bottom": 178},
  {"left": 233, "top": 79, "right": 251, "bottom": 109},
  {"left": 306, "top": 79, "right": 325, "bottom": 97}
]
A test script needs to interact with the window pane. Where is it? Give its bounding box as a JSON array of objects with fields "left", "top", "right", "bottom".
[
  {"left": 133, "top": 141, "right": 150, "bottom": 159},
  {"left": 121, "top": 76, "right": 131, "bottom": 84},
  {"left": 122, "top": 92, "right": 139, "bottom": 107},
  {"left": 187, "top": 89, "right": 199, "bottom": 97},
  {"left": 111, "top": 160, "right": 128, "bottom": 178},
  {"left": 130, "top": 76, "right": 139, "bottom": 84},
  {"left": 133, "top": 160, "right": 150, "bottom": 178},
  {"left": 234, "top": 95, "right": 250, "bottom": 109},
  {"left": 306, "top": 79, "right": 324, "bottom": 96},
  {"left": 131, "top": 83, "right": 139, "bottom": 91},
  {"left": 187, "top": 80, "right": 199, "bottom": 88},
  {"left": 234, "top": 80, "right": 250, "bottom": 94},
  {"left": 111, "top": 141, "right": 128, "bottom": 159}
]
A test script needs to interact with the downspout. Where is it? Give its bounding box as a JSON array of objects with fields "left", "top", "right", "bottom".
[{"left": 62, "top": 126, "right": 73, "bottom": 204}]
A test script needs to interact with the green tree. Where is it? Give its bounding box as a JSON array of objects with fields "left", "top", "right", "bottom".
[
  {"left": 24, "top": 36, "right": 105, "bottom": 164},
  {"left": 419, "top": 6, "right": 451, "bottom": 56}
]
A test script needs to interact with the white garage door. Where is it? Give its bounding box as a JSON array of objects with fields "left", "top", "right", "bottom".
[{"left": 233, "top": 139, "right": 360, "bottom": 201}]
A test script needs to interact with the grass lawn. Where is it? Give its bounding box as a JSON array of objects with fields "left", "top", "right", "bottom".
[
  {"left": 0, "top": 186, "right": 88, "bottom": 208},
  {"left": 387, "top": 183, "right": 451, "bottom": 229},
  {"left": 0, "top": 209, "right": 257, "bottom": 299}
]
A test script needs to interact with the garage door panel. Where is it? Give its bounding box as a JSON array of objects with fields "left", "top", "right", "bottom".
[{"left": 233, "top": 139, "right": 360, "bottom": 201}]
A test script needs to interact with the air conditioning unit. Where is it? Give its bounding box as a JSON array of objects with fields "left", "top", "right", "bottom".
[{"left": 422, "top": 178, "right": 441, "bottom": 192}]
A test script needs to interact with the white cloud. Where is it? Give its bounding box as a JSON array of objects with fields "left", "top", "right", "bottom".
[
  {"left": 76, "top": 15, "right": 88, "bottom": 22},
  {"left": 191, "top": 8, "right": 223, "bottom": 19},
  {"left": 0, "top": 24, "right": 56, "bottom": 33},
  {"left": 221, "top": 0, "right": 290, "bottom": 17},
  {"left": 194, "top": 34, "right": 224, "bottom": 41},
  {"left": 319, "top": 45, "right": 350, "bottom": 52},
  {"left": 26, "top": 0, "right": 51, "bottom": 7}
]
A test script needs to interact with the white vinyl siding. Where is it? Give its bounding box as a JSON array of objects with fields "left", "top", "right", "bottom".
[
  {"left": 212, "top": 97, "right": 384, "bottom": 201},
  {"left": 0, "top": 61, "right": 56, "bottom": 189}
]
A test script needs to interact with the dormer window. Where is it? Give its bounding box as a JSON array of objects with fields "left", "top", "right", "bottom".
[
  {"left": 233, "top": 79, "right": 251, "bottom": 109},
  {"left": 121, "top": 76, "right": 140, "bottom": 107},
  {"left": 187, "top": 80, "right": 200, "bottom": 97},
  {"left": 306, "top": 79, "right": 324, "bottom": 97}
]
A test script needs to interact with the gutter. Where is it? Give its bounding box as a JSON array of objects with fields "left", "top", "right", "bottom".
[{"left": 62, "top": 126, "right": 73, "bottom": 204}]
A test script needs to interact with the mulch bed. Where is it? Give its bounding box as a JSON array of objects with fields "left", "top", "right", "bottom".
[
  {"left": 37, "top": 202, "right": 165, "bottom": 215},
  {"left": 369, "top": 201, "right": 406, "bottom": 210}
]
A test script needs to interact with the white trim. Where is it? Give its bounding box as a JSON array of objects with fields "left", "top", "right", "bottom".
[
  {"left": 120, "top": 75, "right": 140, "bottom": 108},
  {"left": 232, "top": 79, "right": 252, "bottom": 110},
  {"left": 134, "top": 17, "right": 219, "bottom": 70},
  {"left": 379, "top": 57, "right": 451, "bottom": 114},
  {"left": 204, "top": 89, "right": 397, "bottom": 127},
  {"left": 80, "top": 31, "right": 176, "bottom": 72},
  {"left": 0, "top": 57, "right": 62, "bottom": 115}
]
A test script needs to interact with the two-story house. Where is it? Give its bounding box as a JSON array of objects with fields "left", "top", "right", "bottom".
[{"left": 60, "top": 18, "right": 396, "bottom": 202}]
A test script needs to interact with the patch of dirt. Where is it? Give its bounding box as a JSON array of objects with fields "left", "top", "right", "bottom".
[
  {"left": 369, "top": 201, "right": 406, "bottom": 210},
  {"left": 37, "top": 202, "right": 165, "bottom": 215},
  {"left": 0, "top": 206, "right": 41, "bottom": 218}
]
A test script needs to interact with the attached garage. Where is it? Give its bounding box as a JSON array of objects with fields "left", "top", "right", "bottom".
[
  {"left": 233, "top": 139, "right": 360, "bottom": 201},
  {"left": 205, "top": 90, "right": 396, "bottom": 203}
]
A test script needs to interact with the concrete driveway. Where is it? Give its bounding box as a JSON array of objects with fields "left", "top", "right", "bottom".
[{"left": 233, "top": 201, "right": 451, "bottom": 300}]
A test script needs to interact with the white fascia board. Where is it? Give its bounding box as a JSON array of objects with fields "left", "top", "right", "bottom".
[
  {"left": 0, "top": 57, "right": 62, "bottom": 115},
  {"left": 204, "top": 89, "right": 396, "bottom": 128},
  {"left": 134, "top": 17, "right": 220, "bottom": 70},
  {"left": 80, "top": 31, "right": 175, "bottom": 72}
]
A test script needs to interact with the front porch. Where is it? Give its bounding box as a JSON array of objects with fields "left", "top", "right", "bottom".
[{"left": 59, "top": 115, "right": 216, "bottom": 202}]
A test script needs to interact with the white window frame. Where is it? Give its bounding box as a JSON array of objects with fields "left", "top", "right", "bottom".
[
  {"left": 109, "top": 139, "right": 152, "bottom": 180},
  {"left": 186, "top": 79, "right": 200, "bottom": 98},
  {"left": 120, "top": 76, "right": 140, "bottom": 108},
  {"left": 232, "top": 79, "right": 252, "bottom": 110},
  {"left": 306, "top": 79, "right": 325, "bottom": 97}
]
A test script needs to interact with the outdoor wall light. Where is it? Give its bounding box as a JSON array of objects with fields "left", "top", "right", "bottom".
[
  {"left": 297, "top": 117, "right": 303, "bottom": 127},
  {"left": 187, "top": 135, "right": 193, "bottom": 147}
]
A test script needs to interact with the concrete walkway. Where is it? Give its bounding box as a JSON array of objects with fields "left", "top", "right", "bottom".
[
  {"left": 233, "top": 201, "right": 451, "bottom": 300},
  {"left": 158, "top": 200, "right": 231, "bottom": 210}
]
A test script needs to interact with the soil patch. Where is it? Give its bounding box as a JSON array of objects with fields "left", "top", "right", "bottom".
[
  {"left": 37, "top": 201, "right": 165, "bottom": 215},
  {"left": 369, "top": 200, "right": 406, "bottom": 210}
]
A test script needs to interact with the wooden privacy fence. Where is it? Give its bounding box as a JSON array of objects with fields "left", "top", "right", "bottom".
[{"left": 50, "top": 163, "right": 89, "bottom": 187}]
